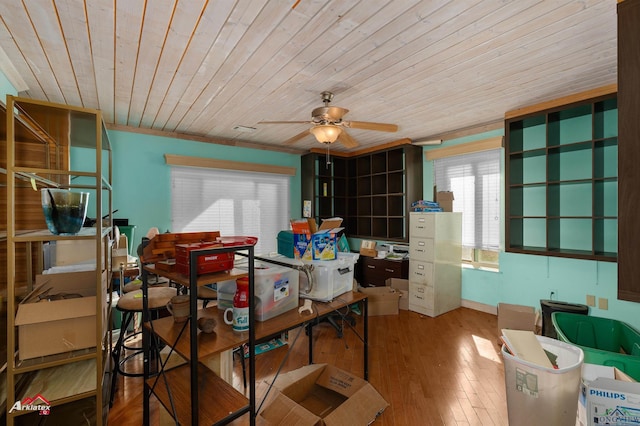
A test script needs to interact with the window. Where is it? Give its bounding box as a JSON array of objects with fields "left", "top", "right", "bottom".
[
  {"left": 171, "top": 166, "right": 290, "bottom": 255},
  {"left": 434, "top": 148, "right": 501, "bottom": 268}
]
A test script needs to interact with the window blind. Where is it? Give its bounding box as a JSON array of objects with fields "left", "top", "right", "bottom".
[
  {"left": 171, "top": 166, "right": 290, "bottom": 255},
  {"left": 434, "top": 149, "right": 501, "bottom": 251}
]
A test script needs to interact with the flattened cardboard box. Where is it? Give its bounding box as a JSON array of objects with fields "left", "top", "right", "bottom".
[
  {"left": 497, "top": 303, "right": 537, "bottom": 334},
  {"left": 15, "top": 270, "right": 107, "bottom": 360},
  {"left": 260, "top": 363, "right": 389, "bottom": 425}
]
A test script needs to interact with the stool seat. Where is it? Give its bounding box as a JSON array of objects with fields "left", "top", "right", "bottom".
[
  {"left": 197, "top": 286, "right": 218, "bottom": 309},
  {"left": 122, "top": 276, "right": 170, "bottom": 293},
  {"left": 110, "top": 286, "right": 177, "bottom": 407},
  {"left": 117, "top": 287, "right": 177, "bottom": 311},
  {"left": 197, "top": 286, "right": 217, "bottom": 299}
]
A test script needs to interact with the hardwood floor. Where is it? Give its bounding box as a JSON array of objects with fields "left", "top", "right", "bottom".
[{"left": 108, "top": 306, "right": 508, "bottom": 425}]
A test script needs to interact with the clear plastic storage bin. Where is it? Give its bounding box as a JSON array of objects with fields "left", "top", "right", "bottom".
[{"left": 216, "top": 260, "right": 299, "bottom": 321}]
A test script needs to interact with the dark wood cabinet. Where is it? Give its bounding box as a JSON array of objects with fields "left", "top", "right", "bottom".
[
  {"left": 358, "top": 256, "right": 409, "bottom": 287},
  {"left": 618, "top": 0, "right": 640, "bottom": 302},
  {"left": 302, "top": 144, "right": 423, "bottom": 242}
]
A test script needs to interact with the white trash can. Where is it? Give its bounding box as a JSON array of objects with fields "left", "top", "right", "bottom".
[{"left": 502, "top": 335, "right": 584, "bottom": 426}]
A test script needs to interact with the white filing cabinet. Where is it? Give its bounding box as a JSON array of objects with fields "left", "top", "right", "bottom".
[{"left": 408, "top": 212, "right": 462, "bottom": 317}]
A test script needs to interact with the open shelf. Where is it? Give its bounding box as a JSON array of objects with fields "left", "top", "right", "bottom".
[
  {"left": 148, "top": 364, "right": 249, "bottom": 425},
  {"left": 301, "top": 145, "right": 422, "bottom": 242},
  {"left": 505, "top": 93, "right": 618, "bottom": 261}
]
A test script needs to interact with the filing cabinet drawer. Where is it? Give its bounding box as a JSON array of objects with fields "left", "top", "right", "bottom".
[
  {"left": 409, "top": 213, "right": 435, "bottom": 238},
  {"left": 409, "top": 282, "right": 434, "bottom": 316},
  {"left": 409, "top": 237, "right": 434, "bottom": 261},
  {"left": 408, "top": 260, "right": 433, "bottom": 285}
]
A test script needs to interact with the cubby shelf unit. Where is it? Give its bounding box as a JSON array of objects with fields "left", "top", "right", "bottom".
[{"left": 505, "top": 94, "right": 618, "bottom": 261}]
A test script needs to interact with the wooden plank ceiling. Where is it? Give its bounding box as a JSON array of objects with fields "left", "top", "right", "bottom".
[{"left": 0, "top": 0, "right": 618, "bottom": 154}]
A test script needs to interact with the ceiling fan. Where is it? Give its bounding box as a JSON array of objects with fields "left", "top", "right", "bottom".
[{"left": 258, "top": 91, "right": 398, "bottom": 148}]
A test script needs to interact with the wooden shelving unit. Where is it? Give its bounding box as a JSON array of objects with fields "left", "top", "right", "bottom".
[
  {"left": 302, "top": 145, "right": 422, "bottom": 242},
  {"left": 142, "top": 246, "right": 256, "bottom": 426},
  {"left": 2, "top": 96, "right": 113, "bottom": 425},
  {"left": 141, "top": 252, "right": 371, "bottom": 425},
  {"left": 505, "top": 93, "right": 618, "bottom": 261}
]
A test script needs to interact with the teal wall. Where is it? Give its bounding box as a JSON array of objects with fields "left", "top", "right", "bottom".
[
  {"left": 104, "top": 130, "right": 301, "bottom": 251},
  {"left": 421, "top": 130, "right": 639, "bottom": 330}
]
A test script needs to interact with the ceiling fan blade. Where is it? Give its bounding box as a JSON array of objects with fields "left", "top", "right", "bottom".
[
  {"left": 344, "top": 121, "right": 398, "bottom": 132},
  {"left": 337, "top": 130, "right": 359, "bottom": 148},
  {"left": 283, "top": 130, "right": 310, "bottom": 145},
  {"left": 258, "top": 120, "right": 309, "bottom": 124}
]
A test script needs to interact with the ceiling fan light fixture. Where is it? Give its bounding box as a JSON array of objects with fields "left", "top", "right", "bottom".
[{"left": 310, "top": 124, "right": 342, "bottom": 143}]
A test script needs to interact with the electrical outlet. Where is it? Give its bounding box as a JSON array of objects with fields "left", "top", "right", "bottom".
[
  {"left": 549, "top": 289, "right": 558, "bottom": 300},
  {"left": 586, "top": 295, "right": 596, "bottom": 307},
  {"left": 598, "top": 297, "right": 609, "bottom": 310}
]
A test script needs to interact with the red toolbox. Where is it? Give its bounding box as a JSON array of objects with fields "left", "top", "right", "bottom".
[{"left": 175, "top": 242, "right": 234, "bottom": 276}]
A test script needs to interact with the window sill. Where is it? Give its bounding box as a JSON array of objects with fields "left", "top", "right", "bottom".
[{"left": 462, "top": 262, "right": 500, "bottom": 273}]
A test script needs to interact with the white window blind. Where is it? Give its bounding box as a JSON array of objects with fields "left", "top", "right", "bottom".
[
  {"left": 434, "top": 149, "right": 501, "bottom": 251},
  {"left": 171, "top": 166, "right": 290, "bottom": 255}
]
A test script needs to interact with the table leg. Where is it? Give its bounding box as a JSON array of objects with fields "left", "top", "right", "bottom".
[
  {"left": 363, "top": 299, "right": 368, "bottom": 381},
  {"left": 307, "top": 322, "right": 314, "bottom": 364}
]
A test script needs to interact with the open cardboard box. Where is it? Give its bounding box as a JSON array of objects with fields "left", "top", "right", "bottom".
[
  {"left": 436, "top": 191, "right": 454, "bottom": 212},
  {"left": 290, "top": 217, "right": 344, "bottom": 260},
  {"left": 578, "top": 363, "right": 639, "bottom": 426},
  {"left": 359, "top": 240, "right": 377, "bottom": 258},
  {"left": 386, "top": 278, "right": 409, "bottom": 310},
  {"left": 260, "top": 363, "right": 388, "bottom": 425},
  {"left": 359, "top": 285, "right": 401, "bottom": 316},
  {"left": 15, "top": 270, "right": 107, "bottom": 360}
]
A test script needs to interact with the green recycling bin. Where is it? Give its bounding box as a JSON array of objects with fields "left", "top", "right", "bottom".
[{"left": 552, "top": 312, "right": 640, "bottom": 381}]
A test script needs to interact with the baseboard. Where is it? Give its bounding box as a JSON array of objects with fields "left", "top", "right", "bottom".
[{"left": 461, "top": 299, "right": 497, "bottom": 316}]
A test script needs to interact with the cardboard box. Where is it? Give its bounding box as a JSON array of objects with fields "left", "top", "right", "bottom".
[
  {"left": 290, "top": 218, "right": 344, "bottom": 261},
  {"left": 359, "top": 286, "right": 401, "bottom": 316},
  {"left": 497, "top": 303, "right": 537, "bottom": 335},
  {"left": 387, "top": 278, "right": 409, "bottom": 310},
  {"left": 436, "top": 191, "right": 454, "bottom": 212},
  {"left": 586, "top": 377, "right": 640, "bottom": 425},
  {"left": 260, "top": 363, "right": 388, "bottom": 425},
  {"left": 578, "top": 364, "right": 637, "bottom": 426},
  {"left": 55, "top": 239, "right": 105, "bottom": 269},
  {"left": 359, "top": 240, "right": 377, "bottom": 258},
  {"left": 15, "top": 270, "right": 107, "bottom": 360}
]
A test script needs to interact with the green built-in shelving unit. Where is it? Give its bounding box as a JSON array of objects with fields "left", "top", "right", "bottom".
[{"left": 505, "top": 94, "right": 617, "bottom": 261}]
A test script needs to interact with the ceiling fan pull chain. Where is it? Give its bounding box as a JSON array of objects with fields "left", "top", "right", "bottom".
[{"left": 325, "top": 143, "right": 331, "bottom": 167}]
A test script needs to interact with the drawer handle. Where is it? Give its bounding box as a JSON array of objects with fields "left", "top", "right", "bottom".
[
  {"left": 367, "top": 265, "right": 375, "bottom": 269},
  {"left": 416, "top": 249, "right": 425, "bottom": 253},
  {"left": 417, "top": 265, "right": 424, "bottom": 270},
  {"left": 417, "top": 287, "right": 425, "bottom": 293},
  {"left": 415, "top": 294, "right": 425, "bottom": 300},
  {"left": 414, "top": 272, "right": 425, "bottom": 276},
  {"left": 385, "top": 268, "right": 395, "bottom": 273},
  {"left": 418, "top": 241, "right": 425, "bottom": 247},
  {"left": 418, "top": 218, "right": 425, "bottom": 223}
]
